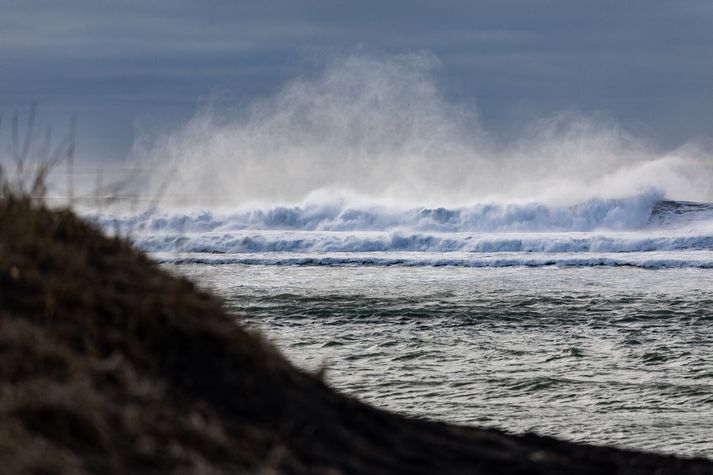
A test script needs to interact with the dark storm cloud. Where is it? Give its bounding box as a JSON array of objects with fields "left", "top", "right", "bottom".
[{"left": 1, "top": 0, "right": 712, "bottom": 161}]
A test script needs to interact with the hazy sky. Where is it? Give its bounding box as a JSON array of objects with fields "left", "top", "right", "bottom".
[{"left": 2, "top": 0, "right": 713, "bottom": 163}]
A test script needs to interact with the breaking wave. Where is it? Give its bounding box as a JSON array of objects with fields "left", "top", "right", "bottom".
[
  {"left": 112, "top": 53, "right": 713, "bottom": 268},
  {"left": 95, "top": 190, "right": 679, "bottom": 234},
  {"left": 129, "top": 232, "right": 713, "bottom": 254},
  {"left": 89, "top": 193, "right": 713, "bottom": 259}
]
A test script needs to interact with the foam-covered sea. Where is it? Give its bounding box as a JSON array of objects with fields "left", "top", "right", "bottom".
[{"left": 93, "top": 192, "right": 713, "bottom": 458}]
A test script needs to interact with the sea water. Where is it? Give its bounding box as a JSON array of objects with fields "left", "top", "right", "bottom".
[{"left": 93, "top": 193, "right": 713, "bottom": 458}]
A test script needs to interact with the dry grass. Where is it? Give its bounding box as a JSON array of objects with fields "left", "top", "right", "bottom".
[{"left": 0, "top": 194, "right": 712, "bottom": 474}]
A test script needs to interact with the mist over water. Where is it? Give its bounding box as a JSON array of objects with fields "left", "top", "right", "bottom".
[{"left": 139, "top": 53, "right": 713, "bottom": 210}]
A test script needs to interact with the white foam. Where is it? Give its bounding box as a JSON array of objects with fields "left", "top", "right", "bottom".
[
  {"left": 127, "top": 230, "right": 713, "bottom": 254},
  {"left": 152, "top": 251, "right": 713, "bottom": 270},
  {"left": 91, "top": 190, "right": 672, "bottom": 234}
]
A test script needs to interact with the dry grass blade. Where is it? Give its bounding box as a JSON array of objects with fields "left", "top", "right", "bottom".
[{"left": 1, "top": 105, "right": 77, "bottom": 202}]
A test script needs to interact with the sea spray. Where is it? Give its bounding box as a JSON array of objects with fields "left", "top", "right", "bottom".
[{"left": 135, "top": 53, "right": 713, "bottom": 208}]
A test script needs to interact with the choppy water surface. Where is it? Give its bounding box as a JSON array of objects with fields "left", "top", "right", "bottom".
[{"left": 173, "top": 264, "right": 713, "bottom": 458}]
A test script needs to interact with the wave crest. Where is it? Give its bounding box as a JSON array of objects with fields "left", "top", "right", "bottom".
[{"left": 92, "top": 191, "right": 671, "bottom": 235}]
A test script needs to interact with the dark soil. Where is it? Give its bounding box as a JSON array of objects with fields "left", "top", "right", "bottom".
[{"left": 1, "top": 195, "right": 711, "bottom": 474}]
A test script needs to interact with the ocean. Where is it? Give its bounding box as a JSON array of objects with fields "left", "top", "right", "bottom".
[{"left": 93, "top": 192, "right": 713, "bottom": 458}]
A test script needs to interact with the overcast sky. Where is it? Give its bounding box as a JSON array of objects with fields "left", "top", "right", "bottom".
[{"left": 1, "top": 0, "right": 713, "bottom": 163}]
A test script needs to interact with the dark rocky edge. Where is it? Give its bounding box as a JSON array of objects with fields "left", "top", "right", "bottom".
[{"left": 0, "top": 195, "right": 711, "bottom": 474}]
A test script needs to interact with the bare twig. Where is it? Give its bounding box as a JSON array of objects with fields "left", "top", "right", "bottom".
[
  {"left": 67, "top": 114, "right": 76, "bottom": 206},
  {"left": 10, "top": 103, "right": 36, "bottom": 180}
]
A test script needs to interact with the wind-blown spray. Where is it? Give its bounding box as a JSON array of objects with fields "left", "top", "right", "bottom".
[{"left": 138, "top": 52, "right": 713, "bottom": 210}]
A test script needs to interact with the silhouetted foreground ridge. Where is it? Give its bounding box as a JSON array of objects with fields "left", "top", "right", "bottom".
[{"left": 1, "top": 195, "right": 711, "bottom": 474}]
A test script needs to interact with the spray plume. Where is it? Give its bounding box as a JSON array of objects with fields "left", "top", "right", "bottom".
[{"left": 137, "top": 52, "right": 713, "bottom": 210}]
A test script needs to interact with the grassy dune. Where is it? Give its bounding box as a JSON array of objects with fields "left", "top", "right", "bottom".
[{"left": 0, "top": 195, "right": 711, "bottom": 474}]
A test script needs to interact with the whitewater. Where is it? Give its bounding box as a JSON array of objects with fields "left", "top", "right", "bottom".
[{"left": 92, "top": 191, "right": 713, "bottom": 269}]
